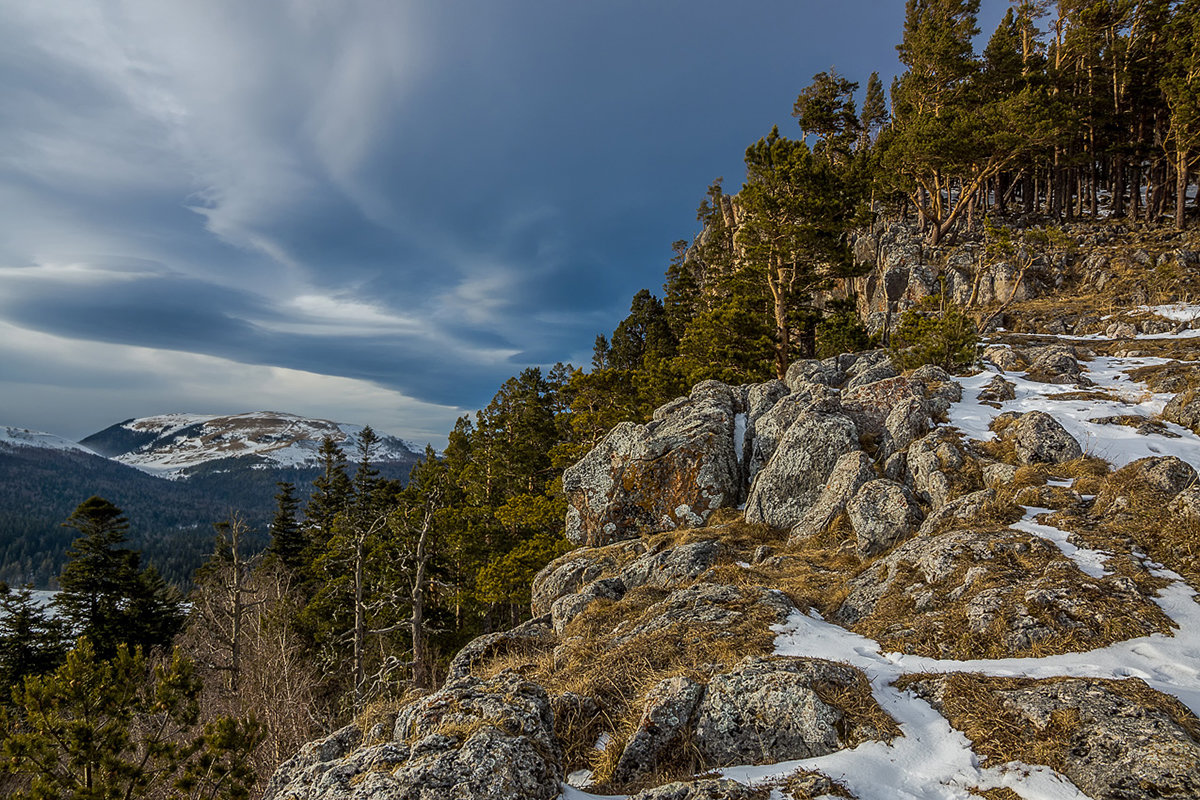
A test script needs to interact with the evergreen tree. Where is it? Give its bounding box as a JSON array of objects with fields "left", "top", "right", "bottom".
[
  {"left": 0, "top": 639, "right": 262, "bottom": 800},
  {"left": 793, "top": 69, "right": 861, "bottom": 159},
  {"left": 0, "top": 584, "right": 66, "bottom": 694},
  {"left": 267, "top": 481, "right": 306, "bottom": 573},
  {"left": 859, "top": 71, "right": 890, "bottom": 148},
  {"left": 52, "top": 496, "right": 184, "bottom": 658},
  {"left": 1162, "top": 0, "right": 1200, "bottom": 228}
]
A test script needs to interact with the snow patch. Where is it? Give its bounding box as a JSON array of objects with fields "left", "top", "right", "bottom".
[{"left": 0, "top": 426, "right": 98, "bottom": 456}]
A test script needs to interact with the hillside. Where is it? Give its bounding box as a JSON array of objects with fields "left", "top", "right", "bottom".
[
  {"left": 0, "top": 413, "right": 422, "bottom": 587},
  {"left": 262, "top": 230, "right": 1200, "bottom": 799}
]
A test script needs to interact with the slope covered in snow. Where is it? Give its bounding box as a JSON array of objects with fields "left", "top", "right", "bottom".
[
  {"left": 0, "top": 426, "right": 98, "bottom": 456},
  {"left": 81, "top": 411, "right": 421, "bottom": 478}
]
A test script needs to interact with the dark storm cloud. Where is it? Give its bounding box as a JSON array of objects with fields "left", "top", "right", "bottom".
[{"left": 0, "top": 0, "right": 1008, "bottom": 438}]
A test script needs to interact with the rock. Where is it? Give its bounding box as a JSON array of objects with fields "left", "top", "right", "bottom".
[
  {"left": 745, "top": 411, "right": 860, "bottom": 529},
  {"left": 977, "top": 374, "right": 1016, "bottom": 404},
  {"left": 1009, "top": 411, "right": 1082, "bottom": 465},
  {"left": 261, "top": 723, "right": 364, "bottom": 800},
  {"left": 918, "top": 489, "right": 998, "bottom": 535},
  {"left": 847, "top": 479, "right": 924, "bottom": 556},
  {"left": 551, "top": 577, "right": 626, "bottom": 634},
  {"left": 883, "top": 396, "right": 932, "bottom": 457},
  {"left": 563, "top": 381, "right": 740, "bottom": 546},
  {"left": 789, "top": 452, "right": 877, "bottom": 542},
  {"left": 845, "top": 359, "right": 899, "bottom": 392},
  {"left": 743, "top": 380, "right": 790, "bottom": 472},
  {"left": 907, "top": 428, "right": 971, "bottom": 509},
  {"left": 981, "top": 462, "right": 1018, "bottom": 488},
  {"left": 611, "top": 676, "right": 706, "bottom": 784},
  {"left": 627, "top": 778, "right": 764, "bottom": 800},
  {"left": 1120, "top": 455, "right": 1197, "bottom": 496},
  {"left": 694, "top": 657, "right": 877, "bottom": 767},
  {"left": 1169, "top": 484, "right": 1200, "bottom": 520},
  {"left": 1024, "top": 346, "right": 1087, "bottom": 385},
  {"left": 619, "top": 539, "right": 722, "bottom": 592},
  {"left": 841, "top": 376, "right": 920, "bottom": 440},
  {"left": 1163, "top": 387, "right": 1200, "bottom": 433},
  {"left": 746, "top": 383, "right": 841, "bottom": 480},
  {"left": 612, "top": 582, "right": 795, "bottom": 646},
  {"left": 941, "top": 678, "right": 1200, "bottom": 800},
  {"left": 446, "top": 615, "right": 555, "bottom": 680},
  {"left": 785, "top": 360, "right": 845, "bottom": 391},
  {"left": 532, "top": 545, "right": 639, "bottom": 616},
  {"left": 266, "top": 672, "right": 562, "bottom": 800},
  {"left": 983, "top": 345, "right": 1026, "bottom": 372}
]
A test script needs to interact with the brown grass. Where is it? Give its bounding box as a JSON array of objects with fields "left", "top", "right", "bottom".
[
  {"left": 777, "top": 769, "right": 856, "bottom": 799},
  {"left": 898, "top": 673, "right": 1200, "bottom": 773},
  {"left": 1045, "top": 389, "right": 1124, "bottom": 402},
  {"left": 851, "top": 528, "right": 1173, "bottom": 660},
  {"left": 968, "top": 788, "right": 1024, "bottom": 800}
]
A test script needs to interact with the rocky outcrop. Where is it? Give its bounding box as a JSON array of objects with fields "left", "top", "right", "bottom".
[
  {"left": 789, "top": 451, "right": 877, "bottom": 541},
  {"left": 1163, "top": 387, "right": 1200, "bottom": 433},
  {"left": 846, "top": 479, "right": 924, "bottom": 556},
  {"left": 264, "top": 672, "right": 561, "bottom": 800},
  {"left": 611, "top": 676, "right": 705, "bottom": 784},
  {"left": 563, "top": 381, "right": 740, "bottom": 546}
]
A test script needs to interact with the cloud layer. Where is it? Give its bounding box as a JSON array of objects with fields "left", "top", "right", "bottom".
[{"left": 0, "top": 0, "right": 1007, "bottom": 442}]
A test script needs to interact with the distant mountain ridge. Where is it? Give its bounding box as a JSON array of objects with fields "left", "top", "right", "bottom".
[
  {"left": 0, "top": 413, "right": 425, "bottom": 588},
  {"left": 81, "top": 411, "right": 422, "bottom": 477}
]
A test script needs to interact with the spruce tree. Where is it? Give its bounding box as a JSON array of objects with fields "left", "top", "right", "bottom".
[
  {"left": 53, "top": 496, "right": 184, "bottom": 658},
  {"left": 267, "top": 481, "right": 307, "bottom": 573}
]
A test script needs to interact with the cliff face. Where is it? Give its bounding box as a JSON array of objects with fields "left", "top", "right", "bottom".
[{"left": 264, "top": 228, "right": 1200, "bottom": 800}]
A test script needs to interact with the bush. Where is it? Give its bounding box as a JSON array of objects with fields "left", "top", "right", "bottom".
[{"left": 889, "top": 304, "right": 978, "bottom": 372}]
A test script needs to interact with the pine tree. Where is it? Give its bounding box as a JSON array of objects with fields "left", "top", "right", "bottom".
[
  {"left": 792, "top": 69, "right": 861, "bottom": 160},
  {"left": 859, "top": 72, "right": 890, "bottom": 148},
  {"left": 1162, "top": 0, "right": 1200, "bottom": 228}
]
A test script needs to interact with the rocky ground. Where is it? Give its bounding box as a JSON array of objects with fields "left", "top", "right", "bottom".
[{"left": 263, "top": 229, "right": 1200, "bottom": 800}]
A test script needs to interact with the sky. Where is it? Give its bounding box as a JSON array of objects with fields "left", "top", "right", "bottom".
[{"left": 0, "top": 0, "right": 1007, "bottom": 447}]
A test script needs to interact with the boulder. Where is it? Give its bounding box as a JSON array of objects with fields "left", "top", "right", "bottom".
[
  {"left": 1163, "top": 387, "right": 1200, "bottom": 433},
  {"left": 918, "top": 489, "right": 999, "bottom": 535},
  {"left": 789, "top": 452, "right": 877, "bottom": 542},
  {"left": 611, "top": 675, "right": 706, "bottom": 784},
  {"left": 531, "top": 545, "right": 640, "bottom": 616},
  {"left": 745, "top": 383, "right": 840, "bottom": 480},
  {"left": 619, "top": 539, "right": 722, "bottom": 592},
  {"left": 1120, "top": 455, "right": 1197, "bottom": 496},
  {"left": 845, "top": 359, "right": 899, "bottom": 392},
  {"left": 265, "top": 672, "right": 562, "bottom": 800},
  {"left": 1024, "top": 346, "right": 1088, "bottom": 385},
  {"left": 1009, "top": 411, "right": 1082, "bottom": 465},
  {"left": 551, "top": 578, "right": 626, "bottom": 634},
  {"left": 611, "top": 582, "right": 795, "bottom": 646},
  {"left": 977, "top": 374, "right": 1016, "bottom": 405},
  {"left": 744, "top": 411, "right": 860, "bottom": 529},
  {"left": 446, "top": 615, "right": 555, "bottom": 680},
  {"left": 784, "top": 360, "right": 845, "bottom": 391},
  {"left": 841, "top": 375, "right": 920, "bottom": 440},
  {"left": 1169, "top": 484, "right": 1200, "bottom": 521},
  {"left": 983, "top": 345, "right": 1026, "bottom": 373},
  {"left": 694, "top": 657, "right": 876, "bottom": 766},
  {"left": 563, "top": 382, "right": 740, "bottom": 546},
  {"left": 847, "top": 479, "right": 924, "bottom": 556},
  {"left": 882, "top": 396, "right": 932, "bottom": 457},
  {"left": 907, "top": 428, "right": 970, "bottom": 509}
]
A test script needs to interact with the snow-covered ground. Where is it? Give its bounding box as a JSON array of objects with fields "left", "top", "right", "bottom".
[
  {"left": 561, "top": 329, "right": 1200, "bottom": 800},
  {"left": 0, "top": 426, "right": 97, "bottom": 455}
]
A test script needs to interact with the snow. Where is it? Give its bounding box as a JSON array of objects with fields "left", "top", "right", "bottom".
[
  {"left": 561, "top": 335, "right": 1200, "bottom": 800},
  {"left": 733, "top": 412, "right": 748, "bottom": 466},
  {"left": 1138, "top": 303, "right": 1200, "bottom": 323},
  {"left": 0, "top": 426, "right": 98, "bottom": 455},
  {"left": 110, "top": 411, "right": 419, "bottom": 477}
]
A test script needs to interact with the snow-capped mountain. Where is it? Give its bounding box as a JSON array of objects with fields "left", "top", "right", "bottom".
[
  {"left": 0, "top": 426, "right": 101, "bottom": 456},
  {"left": 81, "top": 411, "right": 422, "bottom": 478}
]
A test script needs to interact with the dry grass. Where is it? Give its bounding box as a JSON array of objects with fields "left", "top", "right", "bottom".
[
  {"left": 1127, "top": 360, "right": 1200, "bottom": 392},
  {"left": 813, "top": 674, "right": 902, "bottom": 743},
  {"left": 968, "top": 788, "right": 1024, "bottom": 800},
  {"left": 776, "top": 769, "right": 856, "bottom": 799},
  {"left": 898, "top": 673, "right": 1200, "bottom": 773},
  {"left": 1044, "top": 389, "right": 1124, "bottom": 402},
  {"left": 851, "top": 528, "right": 1173, "bottom": 660},
  {"left": 1049, "top": 476, "right": 1200, "bottom": 595}
]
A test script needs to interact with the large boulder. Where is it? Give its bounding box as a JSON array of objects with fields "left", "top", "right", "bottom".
[
  {"left": 789, "top": 452, "right": 877, "bottom": 542},
  {"left": 694, "top": 657, "right": 881, "bottom": 766},
  {"left": 846, "top": 479, "right": 924, "bottom": 556},
  {"left": 745, "top": 382, "right": 840, "bottom": 480},
  {"left": 563, "top": 381, "right": 740, "bottom": 546},
  {"left": 531, "top": 544, "right": 641, "bottom": 616},
  {"left": 1024, "top": 346, "right": 1087, "bottom": 385},
  {"left": 744, "top": 411, "right": 860, "bottom": 529},
  {"left": 619, "top": 539, "right": 722, "bottom": 592},
  {"left": 1163, "top": 387, "right": 1200, "bottom": 433},
  {"left": 841, "top": 375, "right": 920, "bottom": 440},
  {"left": 1008, "top": 411, "right": 1082, "bottom": 465},
  {"left": 446, "top": 615, "right": 555, "bottom": 680},
  {"left": 907, "top": 428, "right": 972, "bottom": 509}
]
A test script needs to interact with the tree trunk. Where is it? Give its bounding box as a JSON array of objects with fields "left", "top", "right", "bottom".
[
  {"left": 1176, "top": 150, "right": 1187, "bottom": 230},
  {"left": 410, "top": 512, "right": 432, "bottom": 691},
  {"left": 769, "top": 259, "right": 790, "bottom": 381},
  {"left": 353, "top": 536, "right": 365, "bottom": 711}
]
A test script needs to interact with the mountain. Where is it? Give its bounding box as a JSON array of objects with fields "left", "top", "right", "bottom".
[
  {"left": 81, "top": 411, "right": 422, "bottom": 477},
  {"left": 0, "top": 413, "right": 424, "bottom": 588}
]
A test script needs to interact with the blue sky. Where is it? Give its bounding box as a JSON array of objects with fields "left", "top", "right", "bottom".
[{"left": 0, "top": 0, "right": 1006, "bottom": 446}]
